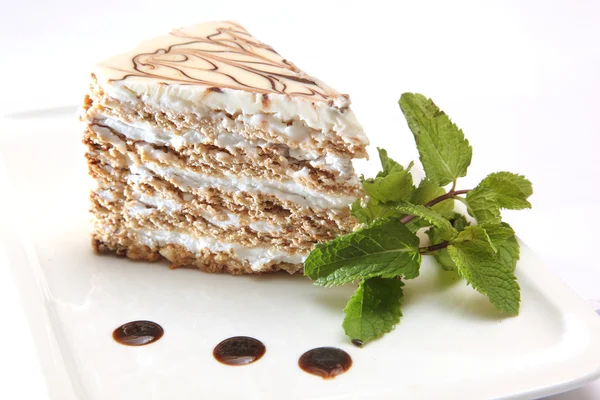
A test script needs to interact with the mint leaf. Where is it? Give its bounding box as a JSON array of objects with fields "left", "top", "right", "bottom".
[
  {"left": 484, "top": 223, "right": 520, "bottom": 272},
  {"left": 450, "top": 213, "right": 470, "bottom": 231},
  {"left": 399, "top": 93, "right": 472, "bottom": 186},
  {"left": 343, "top": 277, "right": 404, "bottom": 344},
  {"left": 405, "top": 178, "right": 455, "bottom": 232},
  {"left": 377, "top": 148, "right": 404, "bottom": 177},
  {"left": 426, "top": 213, "right": 471, "bottom": 271},
  {"left": 426, "top": 227, "right": 457, "bottom": 271},
  {"left": 424, "top": 214, "right": 469, "bottom": 270},
  {"left": 394, "top": 201, "right": 457, "bottom": 239},
  {"left": 452, "top": 225, "right": 497, "bottom": 252},
  {"left": 466, "top": 172, "right": 533, "bottom": 224},
  {"left": 304, "top": 218, "right": 421, "bottom": 287},
  {"left": 478, "top": 172, "right": 533, "bottom": 210},
  {"left": 448, "top": 226, "right": 520, "bottom": 314},
  {"left": 465, "top": 186, "right": 501, "bottom": 225},
  {"left": 362, "top": 162, "right": 415, "bottom": 203},
  {"left": 351, "top": 199, "right": 403, "bottom": 224},
  {"left": 410, "top": 178, "right": 454, "bottom": 218}
]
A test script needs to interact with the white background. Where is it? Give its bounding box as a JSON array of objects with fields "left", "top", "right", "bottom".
[{"left": 1, "top": 0, "right": 599, "bottom": 398}]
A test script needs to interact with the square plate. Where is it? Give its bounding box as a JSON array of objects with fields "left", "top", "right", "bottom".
[{"left": 1, "top": 112, "right": 599, "bottom": 400}]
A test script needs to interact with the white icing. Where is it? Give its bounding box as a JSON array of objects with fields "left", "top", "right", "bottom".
[
  {"left": 100, "top": 80, "right": 368, "bottom": 147},
  {"left": 249, "top": 221, "right": 283, "bottom": 234},
  {"left": 134, "top": 228, "right": 305, "bottom": 271},
  {"left": 198, "top": 210, "right": 282, "bottom": 233},
  {"left": 198, "top": 209, "right": 239, "bottom": 229},
  {"left": 133, "top": 192, "right": 182, "bottom": 213},
  {"left": 96, "top": 189, "right": 116, "bottom": 201},
  {"left": 126, "top": 202, "right": 154, "bottom": 217}
]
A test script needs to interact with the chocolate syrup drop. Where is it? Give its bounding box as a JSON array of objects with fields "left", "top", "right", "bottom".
[
  {"left": 113, "top": 320, "right": 164, "bottom": 346},
  {"left": 213, "top": 336, "right": 266, "bottom": 366},
  {"left": 298, "top": 347, "right": 352, "bottom": 379}
]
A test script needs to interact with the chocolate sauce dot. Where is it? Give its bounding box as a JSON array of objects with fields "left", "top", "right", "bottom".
[
  {"left": 213, "top": 336, "right": 266, "bottom": 366},
  {"left": 298, "top": 347, "right": 352, "bottom": 379},
  {"left": 351, "top": 339, "right": 363, "bottom": 347},
  {"left": 113, "top": 320, "right": 164, "bottom": 346}
]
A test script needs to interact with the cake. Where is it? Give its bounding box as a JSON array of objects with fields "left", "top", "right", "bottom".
[{"left": 80, "top": 21, "right": 368, "bottom": 274}]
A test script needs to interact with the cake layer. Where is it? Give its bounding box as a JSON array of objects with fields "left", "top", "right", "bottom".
[
  {"left": 92, "top": 189, "right": 324, "bottom": 252},
  {"left": 84, "top": 124, "right": 360, "bottom": 210},
  {"left": 92, "top": 213, "right": 303, "bottom": 274},
  {"left": 84, "top": 118, "right": 361, "bottom": 197},
  {"left": 91, "top": 21, "right": 369, "bottom": 157},
  {"left": 88, "top": 112, "right": 360, "bottom": 183},
  {"left": 85, "top": 84, "right": 366, "bottom": 159},
  {"left": 89, "top": 165, "right": 309, "bottom": 272},
  {"left": 88, "top": 157, "right": 354, "bottom": 242}
]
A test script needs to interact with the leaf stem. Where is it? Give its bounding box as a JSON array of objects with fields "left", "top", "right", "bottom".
[
  {"left": 400, "top": 189, "right": 471, "bottom": 224},
  {"left": 419, "top": 241, "right": 450, "bottom": 254}
]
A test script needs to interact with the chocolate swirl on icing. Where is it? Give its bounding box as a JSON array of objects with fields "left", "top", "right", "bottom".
[{"left": 104, "top": 21, "right": 342, "bottom": 102}]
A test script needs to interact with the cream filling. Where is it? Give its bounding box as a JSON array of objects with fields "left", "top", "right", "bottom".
[
  {"left": 133, "top": 192, "right": 182, "bottom": 213},
  {"left": 198, "top": 209, "right": 239, "bottom": 229},
  {"left": 96, "top": 189, "right": 116, "bottom": 201},
  {"left": 196, "top": 210, "right": 282, "bottom": 233},
  {"left": 94, "top": 125, "right": 358, "bottom": 210},
  {"left": 249, "top": 220, "right": 283, "bottom": 234},
  {"left": 92, "top": 115, "right": 358, "bottom": 184},
  {"left": 134, "top": 228, "right": 306, "bottom": 271}
]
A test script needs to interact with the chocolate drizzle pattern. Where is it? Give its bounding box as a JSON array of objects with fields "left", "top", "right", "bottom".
[{"left": 103, "top": 21, "right": 342, "bottom": 102}]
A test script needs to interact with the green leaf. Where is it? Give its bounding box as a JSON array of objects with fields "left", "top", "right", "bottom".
[
  {"left": 448, "top": 226, "right": 520, "bottom": 314},
  {"left": 377, "top": 148, "right": 405, "bottom": 177},
  {"left": 399, "top": 93, "right": 472, "bottom": 186},
  {"left": 425, "top": 213, "right": 471, "bottom": 271},
  {"left": 466, "top": 172, "right": 533, "bottom": 224},
  {"left": 343, "top": 277, "right": 404, "bottom": 344},
  {"left": 405, "top": 178, "right": 455, "bottom": 232},
  {"left": 478, "top": 172, "right": 533, "bottom": 210},
  {"left": 484, "top": 223, "right": 520, "bottom": 272},
  {"left": 350, "top": 198, "right": 403, "bottom": 225},
  {"left": 362, "top": 162, "right": 416, "bottom": 203},
  {"left": 450, "top": 213, "right": 470, "bottom": 231},
  {"left": 426, "top": 227, "right": 457, "bottom": 271},
  {"left": 452, "top": 225, "right": 496, "bottom": 252},
  {"left": 304, "top": 218, "right": 421, "bottom": 287},
  {"left": 394, "top": 201, "right": 457, "bottom": 240},
  {"left": 410, "top": 178, "right": 455, "bottom": 218},
  {"left": 465, "top": 186, "right": 501, "bottom": 225}
]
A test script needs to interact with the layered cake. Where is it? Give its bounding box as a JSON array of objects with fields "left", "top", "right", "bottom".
[{"left": 80, "top": 21, "right": 368, "bottom": 274}]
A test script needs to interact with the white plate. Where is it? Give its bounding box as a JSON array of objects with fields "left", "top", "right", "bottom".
[{"left": 1, "top": 112, "right": 600, "bottom": 400}]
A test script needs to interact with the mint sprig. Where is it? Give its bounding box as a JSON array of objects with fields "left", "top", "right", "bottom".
[{"left": 304, "top": 92, "right": 533, "bottom": 346}]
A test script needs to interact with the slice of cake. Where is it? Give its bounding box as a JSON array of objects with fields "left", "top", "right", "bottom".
[{"left": 80, "top": 21, "right": 368, "bottom": 274}]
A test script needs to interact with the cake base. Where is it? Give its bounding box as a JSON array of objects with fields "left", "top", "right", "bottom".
[{"left": 92, "top": 238, "right": 303, "bottom": 275}]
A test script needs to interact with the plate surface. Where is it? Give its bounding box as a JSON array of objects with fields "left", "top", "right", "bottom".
[{"left": 1, "top": 113, "right": 600, "bottom": 400}]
